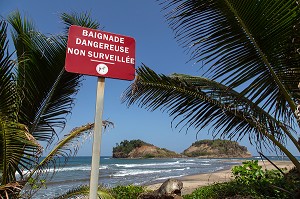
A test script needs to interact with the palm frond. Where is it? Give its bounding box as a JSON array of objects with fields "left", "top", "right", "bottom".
[
  {"left": 6, "top": 11, "right": 70, "bottom": 142},
  {"left": 6, "top": 11, "right": 36, "bottom": 58},
  {"left": 0, "top": 18, "right": 42, "bottom": 195},
  {"left": 21, "top": 34, "right": 83, "bottom": 143},
  {"left": 22, "top": 121, "right": 113, "bottom": 198},
  {"left": 0, "top": 20, "right": 17, "bottom": 119},
  {"left": 0, "top": 117, "right": 41, "bottom": 185},
  {"left": 36, "top": 121, "right": 113, "bottom": 174},
  {"left": 102, "top": 120, "right": 115, "bottom": 130},
  {"left": 122, "top": 65, "right": 293, "bottom": 151},
  {"left": 24, "top": 123, "right": 94, "bottom": 185},
  {"left": 53, "top": 184, "right": 114, "bottom": 199},
  {"left": 160, "top": 0, "right": 300, "bottom": 120},
  {"left": 60, "top": 12, "right": 100, "bottom": 34}
]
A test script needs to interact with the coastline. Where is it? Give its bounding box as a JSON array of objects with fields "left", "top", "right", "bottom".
[{"left": 145, "top": 160, "right": 295, "bottom": 195}]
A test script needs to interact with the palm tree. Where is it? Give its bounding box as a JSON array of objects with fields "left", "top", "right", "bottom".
[
  {"left": 122, "top": 0, "right": 300, "bottom": 173},
  {"left": 0, "top": 11, "right": 112, "bottom": 198}
]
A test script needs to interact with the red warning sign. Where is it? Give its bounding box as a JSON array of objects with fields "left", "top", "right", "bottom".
[{"left": 65, "top": 25, "right": 136, "bottom": 80}]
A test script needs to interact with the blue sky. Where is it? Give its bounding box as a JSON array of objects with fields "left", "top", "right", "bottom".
[{"left": 2, "top": 1, "right": 297, "bottom": 157}]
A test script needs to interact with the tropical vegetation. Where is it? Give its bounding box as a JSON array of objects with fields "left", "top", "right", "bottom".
[
  {"left": 53, "top": 184, "right": 146, "bottom": 199},
  {"left": 0, "top": 11, "right": 113, "bottom": 198},
  {"left": 184, "top": 160, "right": 300, "bottom": 199},
  {"left": 122, "top": 0, "right": 300, "bottom": 177},
  {"left": 110, "top": 185, "right": 146, "bottom": 199}
]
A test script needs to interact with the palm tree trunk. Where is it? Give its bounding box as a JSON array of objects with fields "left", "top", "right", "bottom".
[{"left": 265, "top": 133, "right": 300, "bottom": 174}]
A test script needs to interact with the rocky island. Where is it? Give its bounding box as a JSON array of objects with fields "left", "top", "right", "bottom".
[
  {"left": 112, "top": 139, "right": 183, "bottom": 158},
  {"left": 113, "top": 139, "right": 251, "bottom": 158},
  {"left": 183, "top": 139, "right": 252, "bottom": 158}
]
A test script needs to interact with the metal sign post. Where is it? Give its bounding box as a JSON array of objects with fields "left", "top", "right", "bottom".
[{"left": 89, "top": 77, "right": 105, "bottom": 199}]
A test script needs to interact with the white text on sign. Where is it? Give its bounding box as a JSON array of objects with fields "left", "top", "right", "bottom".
[{"left": 67, "top": 29, "right": 135, "bottom": 65}]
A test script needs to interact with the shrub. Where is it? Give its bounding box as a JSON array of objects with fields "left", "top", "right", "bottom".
[
  {"left": 183, "top": 181, "right": 254, "bottom": 199},
  {"left": 231, "top": 160, "right": 287, "bottom": 198},
  {"left": 110, "top": 185, "right": 145, "bottom": 199}
]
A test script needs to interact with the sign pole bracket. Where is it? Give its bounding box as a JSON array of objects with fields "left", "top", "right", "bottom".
[{"left": 89, "top": 77, "right": 105, "bottom": 199}]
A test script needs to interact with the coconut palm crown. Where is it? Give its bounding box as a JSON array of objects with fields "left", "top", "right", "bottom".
[{"left": 122, "top": 0, "right": 300, "bottom": 172}]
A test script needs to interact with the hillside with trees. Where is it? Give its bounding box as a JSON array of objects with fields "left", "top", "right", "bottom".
[
  {"left": 183, "top": 139, "right": 252, "bottom": 158},
  {"left": 112, "top": 139, "right": 182, "bottom": 158}
]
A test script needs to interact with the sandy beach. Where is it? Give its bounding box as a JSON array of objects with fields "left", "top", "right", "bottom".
[{"left": 146, "top": 160, "right": 295, "bottom": 195}]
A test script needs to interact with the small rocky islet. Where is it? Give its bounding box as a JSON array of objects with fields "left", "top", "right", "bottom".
[{"left": 112, "top": 139, "right": 252, "bottom": 159}]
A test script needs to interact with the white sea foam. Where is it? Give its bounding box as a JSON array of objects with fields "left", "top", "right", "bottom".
[
  {"left": 113, "top": 166, "right": 190, "bottom": 177},
  {"left": 35, "top": 165, "right": 108, "bottom": 174},
  {"left": 113, "top": 169, "right": 166, "bottom": 177},
  {"left": 186, "top": 159, "right": 195, "bottom": 162},
  {"left": 173, "top": 167, "right": 190, "bottom": 171},
  {"left": 115, "top": 161, "right": 180, "bottom": 168},
  {"left": 182, "top": 162, "right": 197, "bottom": 165},
  {"left": 201, "top": 160, "right": 211, "bottom": 163}
]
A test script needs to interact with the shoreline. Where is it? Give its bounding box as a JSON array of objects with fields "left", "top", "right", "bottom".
[{"left": 145, "top": 160, "right": 295, "bottom": 195}]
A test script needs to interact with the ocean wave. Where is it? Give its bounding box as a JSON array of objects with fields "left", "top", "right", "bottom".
[
  {"left": 211, "top": 166, "right": 225, "bottom": 172},
  {"left": 173, "top": 167, "right": 190, "bottom": 171},
  {"left": 24, "top": 165, "right": 109, "bottom": 175},
  {"left": 186, "top": 159, "right": 195, "bottom": 162},
  {"left": 55, "top": 165, "right": 108, "bottom": 172},
  {"left": 114, "top": 161, "right": 181, "bottom": 168},
  {"left": 113, "top": 166, "right": 190, "bottom": 177},
  {"left": 182, "top": 162, "right": 197, "bottom": 165},
  {"left": 113, "top": 169, "right": 165, "bottom": 177}
]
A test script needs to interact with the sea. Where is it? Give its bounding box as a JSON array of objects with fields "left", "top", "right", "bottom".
[{"left": 30, "top": 156, "right": 295, "bottom": 198}]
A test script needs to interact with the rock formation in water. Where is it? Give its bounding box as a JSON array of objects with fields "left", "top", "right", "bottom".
[
  {"left": 182, "top": 139, "right": 252, "bottom": 158},
  {"left": 112, "top": 139, "right": 182, "bottom": 158}
]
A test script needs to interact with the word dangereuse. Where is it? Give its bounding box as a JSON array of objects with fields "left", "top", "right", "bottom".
[{"left": 67, "top": 29, "right": 135, "bottom": 65}]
